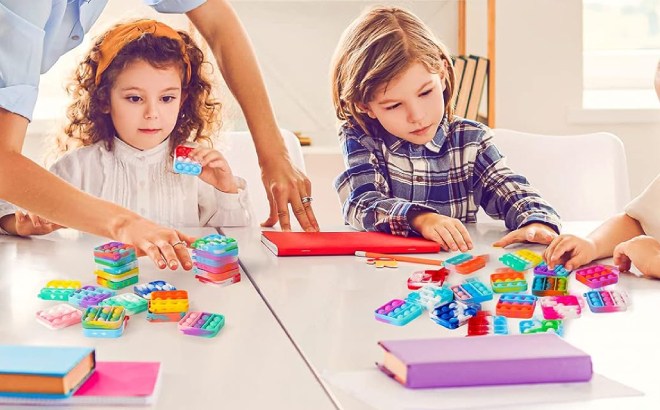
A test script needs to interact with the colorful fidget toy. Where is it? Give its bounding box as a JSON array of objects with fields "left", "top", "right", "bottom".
[
  {"left": 178, "top": 312, "right": 225, "bottom": 337},
  {"left": 147, "top": 290, "right": 188, "bottom": 322},
  {"left": 366, "top": 257, "right": 398, "bottom": 268},
  {"left": 429, "top": 300, "right": 481, "bottom": 329},
  {"left": 98, "top": 293, "right": 148, "bottom": 315},
  {"left": 37, "top": 280, "right": 81, "bottom": 301},
  {"left": 520, "top": 318, "right": 564, "bottom": 336},
  {"left": 531, "top": 275, "right": 568, "bottom": 296},
  {"left": 540, "top": 295, "right": 583, "bottom": 319},
  {"left": 374, "top": 299, "right": 423, "bottom": 326},
  {"left": 499, "top": 249, "right": 543, "bottom": 271},
  {"left": 496, "top": 294, "right": 537, "bottom": 318},
  {"left": 190, "top": 234, "right": 238, "bottom": 255},
  {"left": 134, "top": 281, "right": 177, "bottom": 299},
  {"left": 490, "top": 268, "right": 527, "bottom": 293},
  {"left": 467, "top": 311, "right": 508, "bottom": 336},
  {"left": 534, "top": 262, "right": 571, "bottom": 277},
  {"left": 575, "top": 265, "right": 619, "bottom": 289},
  {"left": 94, "top": 241, "right": 139, "bottom": 290},
  {"left": 407, "top": 268, "right": 449, "bottom": 290},
  {"left": 584, "top": 289, "right": 630, "bottom": 313},
  {"left": 82, "top": 306, "right": 128, "bottom": 338},
  {"left": 191, "top": 234, "right": 240, "bottom": 286},
  {"left": 36, "top": 304, "right": 82, "bottom": 330},
  {"left": 451, "top": 278, "right": 493, "bottom": 303},
  {"left": 68, "top": 285, "right": 115, "bottom": 308},
  {"left": 406, "top": 285, "right": 454, "bottom": 310},
  {"left": 444, "top": 253, "right": 489, "bottom": 274},
  {"left": 173, "top": 145, "right": 202, "bottom": 176},
  {"left": 94, "top": 242, "right": 137, "bottom": 266}
]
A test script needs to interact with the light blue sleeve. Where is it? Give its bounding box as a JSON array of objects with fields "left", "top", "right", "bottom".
[{"left": 141, "top": 0, "right": 208, "bottom": 13}]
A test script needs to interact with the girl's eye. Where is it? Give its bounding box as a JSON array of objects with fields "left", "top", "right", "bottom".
[
  {"left": 161, "top": 96, "right": 176, "bottom": 103},
  {"left": 420, "top": 88, "right": 434, "bottom": 97},
  {"left": 127, "top": 96, "right": 142, "bottom": 103},
  {"left": 385, "top": 103, "right": 401, "bottom": 110}
]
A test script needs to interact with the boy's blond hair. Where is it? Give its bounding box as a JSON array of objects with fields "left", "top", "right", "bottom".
[{"left": 331, "top": 6, "right": 455, "bottom": 134}]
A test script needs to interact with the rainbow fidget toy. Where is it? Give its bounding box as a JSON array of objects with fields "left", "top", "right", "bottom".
[
  {"left": 178, "top": 311, "right": 225, "bottom": 337},
  {"left": 93, "top": 242, "right": 139, "bottom": 290},
  {"left": 575, "top": 265, "right": 619, "bottom": 289},
  {"left": 68, "top": 285, "right": 116, "bottom": 308},
  {"left": 444, "top": 253, "right": 489, "bottom": 274},
  {"left": 147, "top": 290, "right": 188, "bottom": 322},
  {"left": 534, "top": 262, "right": 572, "bottom": 277},
  {"left": 490, "top": 268, "right": 527, "bottom": 293},
  {"left": 531, "top": 275, "right": 568, "bottom": 296},
  {"left": 37, "top": 280, "right": 81, "bottom": 301},
  {"left": 499, "top": 250, "right": 543, "bottom": 271},
  {"left": 82, "top": 306, "right": 128, "bottom": 338},
  {"left": 496, "top": 294, "right": 537, "bottom": 319},
  {"left": 191, "top": 234, "right": 240, "bottom": 286},
  {"left": 98, "top": 293, "right": 148, "bottom": 315}
]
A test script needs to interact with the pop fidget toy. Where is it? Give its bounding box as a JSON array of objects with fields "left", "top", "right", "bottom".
[
  {"left": 584, "top": 289, "right": 630, "bottom": 313},
  {"left": 451, "top": 278, "right": 493, "bottom": 303},
  {"left": 374, "top": 299, "right": 423, "bottom": 326},
  {"left": 496, "top": 294, "right": 537, "bottom": 319},
  {"left": 531, "top": 275, "right": 568, "bottom": 296},
  {"left": 134, "top": 281, "right": 177, "bottom": 299},
  {"left": 407, "top": 268, "right": 449, "bottom": 290},
  {"left": 540, "top": 295, "right": 583, "bottom": 319},
  {"left": 82, "top": 306, "right": 128, "bottom": 338},
  {"left": 519, "top": 318, "right": 564, "bottom": 336},
  {"left": 406, "top": 285, "right": 454, "bottom": 310},
  {"left": 93, "top": 242, "right": 139, "bottom": 290},
  {"left": 429, "top": 300, "right": 481, "bottom": 329},
  {"left": 366, "top": 258, "right": 398, "bottom": 268},
  {"left": 178, "top": 312, "right": 225, "bottom": 337},
  {"left": 37, "top": 280, "right": 81, "bottom": 301},
  {"left": 98, "top": 293, "right": 148, "bottom": 315},
  {"left": 444, "top": 253, "right": 489, "bottom": 274},
  {"left": 147, "top": 290, "right": 188, "bottom": 322},
  {"left": 575, "top": 265, "right": 619, "bottom": 289},
  {"left": 68, "top": 285, "right": 116, "bottom": 308},
  {"left": 36, "top": 304, "right": 82, "bottom": 330},
  {"left": 467, "top": 311, "right": 508, "bottom": 336},
  {"left": 534, "top": 262, "right": 571, "bottom": 277},
  {"left": 490, "top": 268, "right": 527, "bottom": 293},
  {"left": 173, "top": 145, "right": 202, "bottom": 176},
  {"left": 191, "top": 234, "right": 240, "bottom": 286},
  {"left": 499, "top": 250, "right": 543, "bottom": 271},
  {"left": 94, "top": 242, "right": 136, "bottom": 267}
]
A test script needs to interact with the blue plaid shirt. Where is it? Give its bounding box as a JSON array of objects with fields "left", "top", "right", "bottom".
[{"left": 333, "top": 116, "right": 561, "bottom": 236}]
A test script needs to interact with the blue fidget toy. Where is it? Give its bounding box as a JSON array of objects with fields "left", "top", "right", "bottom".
[
  {"left": 134, "top": 281, "right": 177, "bottom": 299},
  {"left": 429, "top": 300, "right": 481, "bottom": 329}
]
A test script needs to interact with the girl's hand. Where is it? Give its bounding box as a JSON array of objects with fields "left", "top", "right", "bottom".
[
  {"left": 409, "top": 211, "right": 473, "bottom": 252},
  {"left": 613, "top": 235, "right": 660, "bottom": 278},
  {"left": 190, "top": 147, "right": 238, "bottom": 193},
  {"left": 542, "top": 234, "right": 598, "bottom": 271},
  {"left": 0, "top": 211, "right": 65, "bottom": 237},
  {"left": 493, "top": 222, "right": 557, "bottom": 248}
]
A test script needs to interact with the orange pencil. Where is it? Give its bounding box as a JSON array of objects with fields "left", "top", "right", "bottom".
[{"left": 355, "top": 251, "right": 444, "bottom": 266}]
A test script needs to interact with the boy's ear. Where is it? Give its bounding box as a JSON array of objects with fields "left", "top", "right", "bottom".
[{"left": 357, "top": 102, "right": 377, "bottom": 119}]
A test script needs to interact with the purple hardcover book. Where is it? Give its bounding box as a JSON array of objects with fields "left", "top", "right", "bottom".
[{"left": 377, "top": 333, "right": 592, "bottom": 389}]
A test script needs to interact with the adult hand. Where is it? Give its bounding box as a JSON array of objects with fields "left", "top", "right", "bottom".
[{"left": 493, "top": 223, "right": 557, "bottom": 248}]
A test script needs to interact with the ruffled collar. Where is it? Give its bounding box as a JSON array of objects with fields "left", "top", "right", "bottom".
[{"left": 112, "top": 137, "right": 171, "bottom": 166}]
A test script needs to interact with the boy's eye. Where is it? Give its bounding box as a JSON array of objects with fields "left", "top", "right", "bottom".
[
  {"left": 385, "top": 103, "right": 401, "bottom": 110},
  {"left": 420, "top": 88, "right": 434, "bottom": 97},
  {"left": 126, "top": 96, "right": 142, "bottom": 103},
  {"left": 161, "top": 95, "right": 176, "bottom": 103}
]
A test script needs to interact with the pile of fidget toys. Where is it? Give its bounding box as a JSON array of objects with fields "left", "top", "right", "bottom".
[
  {"left": 34, "top": 235, "right": 240, "bottom": 339},
  {"left": 373, "top": 248, "right": 630, "bottom": 336}
]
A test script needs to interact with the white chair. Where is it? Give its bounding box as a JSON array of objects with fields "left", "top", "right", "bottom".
[
  {"left": 222, "top": 129, "right": 306, "bottom": 225},
  {"left": 485, "top": 129, "right": 630, "bottom": 222}
]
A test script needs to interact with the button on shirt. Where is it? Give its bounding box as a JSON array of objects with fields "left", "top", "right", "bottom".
[{"left": 0, "top": 0, "right": 207, "bottom": 121}]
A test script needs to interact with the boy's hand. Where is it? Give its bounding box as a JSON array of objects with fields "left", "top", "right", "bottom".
[
  {"left": 0, "top": 211, "right": 64, "bottom": 237},
  {"left": 493, "top": 222, "right": 557, "bottom": 249},
  {"left": 409, "top": 211, "right": 473, "bottom": 252},
  {"left": 190, "top": 147, "right": 238, "bottom": 193},
  {"left": 613, "top": 235, "right": 660, "bottom": 278},
  {"left": 542, "top": 234, "right": 598, "bottom": 271}
]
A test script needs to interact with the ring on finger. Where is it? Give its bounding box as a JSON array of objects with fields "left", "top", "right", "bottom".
[
  {"left": 171, "top": 240, "right": 187, "bottom": 248},
  {"left": 301, "top": 196, "right": 313, "bottom": 204}
]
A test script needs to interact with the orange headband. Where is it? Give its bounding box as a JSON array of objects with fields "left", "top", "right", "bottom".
[{"left": 95, "top": 20, "right": 192, "bottom": 86}]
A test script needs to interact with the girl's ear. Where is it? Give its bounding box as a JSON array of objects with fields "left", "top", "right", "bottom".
[{"left": 357, "top": 102, "right": 377, "bottom": 119}]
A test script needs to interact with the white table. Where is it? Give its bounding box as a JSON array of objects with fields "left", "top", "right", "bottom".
[
  {"left": 0, "top": 228, "right": 336, "bottom": 410},
  {"left": 222, "top": 222, "right": 660, "bottom": 410}
]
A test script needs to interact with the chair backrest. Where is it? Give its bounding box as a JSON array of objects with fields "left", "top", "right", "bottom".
[
  {"left": 222, "top": 129, "right": 306, "bottom": 225},
  {"left": 487, "top": 129, "right": 630, "bottom": 222}
]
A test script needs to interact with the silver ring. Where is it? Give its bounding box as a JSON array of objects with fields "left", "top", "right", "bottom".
[
  {"left": 171, "top": 240, "right": 187, "bottom": 248},
  {"left": 301, "top": 196, "right": 313, "bottom": 204}
]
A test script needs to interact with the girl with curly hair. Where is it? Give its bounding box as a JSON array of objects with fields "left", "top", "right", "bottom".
[{"left": 1, "top": 19, "right": 253, "bottom": 233}]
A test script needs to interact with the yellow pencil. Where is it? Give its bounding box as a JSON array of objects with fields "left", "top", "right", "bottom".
[{"left": 355, "top": 251, "right": 444, "bottom": 266}]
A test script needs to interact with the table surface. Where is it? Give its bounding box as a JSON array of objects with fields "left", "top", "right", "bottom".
[
  {"left": 222, "top": 222, "right": 660, "bottom": 410},
  {"left": 0, "top": 228, "right": 336, "bottom": 410}
]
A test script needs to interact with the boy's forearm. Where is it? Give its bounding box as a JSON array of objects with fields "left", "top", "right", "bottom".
[{"left": 588, "top": 213, "right": 645, "bottom": 259}]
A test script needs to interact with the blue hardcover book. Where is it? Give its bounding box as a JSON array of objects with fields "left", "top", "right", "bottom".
[{"left": 0, "top": 345, "right": 96, "bottom": 398}]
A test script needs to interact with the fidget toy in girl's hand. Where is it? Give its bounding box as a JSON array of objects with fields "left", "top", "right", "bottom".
[
  {"left": 173, "top": 144, "right": 202, "bottom": 176},
  {"left": 68, "top": 285, "right": 116, "bottom": 308},
  {"left": 540, "top": 295, "right": 583, "bottom": 319},
  {"left": 499, "top": 250, "right": 543, "bottom": 271},
  {"left": 467, "top": 311, "right": 508, "bottom": 336},
  {"left": 99, "top": 293, "right": 148, "bottom": 315},
  {"left": 36, "top": 304, "right": 82, "bottom": 330},
  {"left": 429, "top": 300, "right": 481, "bottom": 329},
  {"left": 407, "top": 268, "right": 449, "bottom": 290},
  {"left": 584, "top": 289, "right": 630, "bottom": 313},
  {"left": 520, "top": 318, "right": 564, "bottom": 336},
  {"left": 178, "top": 311, "right": 225, "bottom": 338},
  {"left": 406, "top": 285, "right": 454, "bottom": 310},
  {"left": 37, "top": 280, "right": 81, "bottom": 301},
  {"left": 490, "top": 268, "right": 527, "bottom": 293},
  {"left": 496, "top": 294, "right": 537, "bottom": 319},
  {"left": 575, "top": 265, "right": 619, "bottom": 289},
  {"left": 444, "top": 253, "right": 489, "bottom": 274},
  {"left": 134, "top": 281, "right": 176, "bottom": 299},
  {"left": 147, "top": 290, "right": 188, "bottom": 322},
  {"left": 531, "top": 275, "right": 568, "bottom": 297},
  {"left": 82, "top": 306, "right": 128, "bottom": 338},
  {"left": 451, "top": 278, "right": 493, "bottom": 303},
  {"left": 534, "top": 262, "right": 572, "bottom": 277}
]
